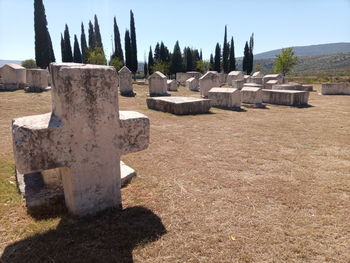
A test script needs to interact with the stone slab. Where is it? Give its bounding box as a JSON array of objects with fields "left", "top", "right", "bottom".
[
  {"left": 272, "top": 83, "right": 310, "bottom": 91},
  {"left": 167, "top": 79, "right": 178, "bottom": 91},
  {"left": 146, "top": 96, "right": 211, "bottom": 115},
  {"left": 321, "top": 83, "right": 350, "bottom": 95},
  {"left": 241, "top": 87, "right": 263, "bottom": 105},
  {"left": 16, "top": 161, "right": 137, "bottom": 209},
  {"left": 208, "top": 87, "right": 241, "bottom": 108},
  {"left": 262, "top": 89, "right": 309, "bottom": 106}
]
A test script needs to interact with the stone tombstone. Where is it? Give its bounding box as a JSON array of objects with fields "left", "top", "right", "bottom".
[
  {"left": 265, "top": 79, "right": 279, "bottom": 89},
  {"left": 148, "top": 71, "right": 169, "bottom": 96},
  {"left": 243, "top": 83, "right": 264, "bottom": 89},
  {"left": 167, "top": 79, "right": 178, "bottom": 91},
  {"left": 118, "top": 66, "right": 134, "bottom": 96},
  {"left": 272, "top": 83, "right": 310, "bottom": 91},
  {"left": 199, "top": 71, "right": 220, "bottom": 98},
  {"left": 12, "top": 63, "right": 150, "bottom": 216},
  {"left": 175, "top": 71, "right": 202, "bottom": 86},
  {"left": 321, "top": 83, "right": 350, "bottom": 95},
  {"left": 208, "top": 87, "right": 241, "bottom": 108},
  {"left": 186, "top": 77, "right": 199, "bottom": 91},
  {"left": 227, "top": 71, "right": 244, "bottom": 85},
  {"left": 0, "top": 64, "right": 26, "bottom": 90},
  {"left": 244, "top": 75, "right": 251, "bottom": 83},
  {"left": 218, "top": 73, "right": 227, "bottom": 85},
  {"left": 25, "top": 69, "right": 49, "bottom": 92},
  {"left": 232, "top": 79, "right": 245, "bottom": 90},
  {"left": 263, "top": 74, "right": 284, "bottom": 86},
  {"left": 241, "top": 87, "right": 263, "bottom": 106},
  {"left": 250, "top": 71, "right": 264, "bottom": 84},
  {"left": 262, "top": 89, "right": 309, "bottom": 106}
]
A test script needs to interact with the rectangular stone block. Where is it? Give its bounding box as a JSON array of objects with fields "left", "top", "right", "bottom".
[
  {"left": 272, "top": 83, "right": 310, "bottom": 91},
  {"left": 262, "top": 89, "right": 309, "bottom": 106},
  {"left": 167, "top": 79, "right": 178, "bottom": 91},
  {"left": 149, "top": 71, "right": 169, "bottom": 96},
  {"left": 146, "top": 96, "right": 211, "bottom": 115},
  {"left": 232, "top": 79, "right": 244, "bottom": 90},
  {"left": 321, "top": 83, "right": 350, "bottom": 95},
  {"left": 241, "top": 87, "right": 263, "bottom": 105},
  {"left": 26, "top": 69, "right": 48, "bottom": 90},
  {"left": 199, "top": 71, "right": 220, "bottom": 98},
  {"left": 264, "top": 79, "right": 278, "bottom": 89},
  {"left": 186, "top": 77, "right": 199, "bottom": 91},
  {"left": 208, "top": 87, "right": 241, "bottom": 108}
]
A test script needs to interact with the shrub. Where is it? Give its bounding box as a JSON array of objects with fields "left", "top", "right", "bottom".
[{"left": 21, "top": 59, "right": 37, "bottom": 69}]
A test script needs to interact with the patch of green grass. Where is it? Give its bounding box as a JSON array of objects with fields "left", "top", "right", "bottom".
[{"left": 0, "top": 156, "right": 21, "bottom": 206}]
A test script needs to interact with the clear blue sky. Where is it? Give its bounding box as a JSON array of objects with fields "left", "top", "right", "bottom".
[{"left": 1, "top": 0, "right": 349, "bottom": 61}]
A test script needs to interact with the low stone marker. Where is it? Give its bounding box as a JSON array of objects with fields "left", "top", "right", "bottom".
[
  {"left": 218, "top": 73, "right": 227, "bottom": 85},
  {"left": 199, "top": 71, "right": 220, "bottom": 98},
  {"left": 232, "top": 79, "right": 244, "bottom": 90},
  {"left": 12, "top": 63, "right": 150, "bottom": 216},
  {"left": 243, "top": 83, "right": 264, "bottom": 89},
  {"left": 244, "top": 75, "right": 251, "bottom": 83},
  {"left": 208, "top": 87, "right": 241, "bottom": 108},
  {"left": 149, "top": 71, "right": 169, "bottom": 96},
  {"left": 227, "top": 71, "right": 244, "bottom": 85},
  {"left": 262, "top": 89, "right": 309, "bottom": 106},
  {"left": 186, "top": 77, "right": 199, "bottom": 91},
  {"left": 250, "top": 71, "right": 264, "bottom": 84},
  {"left": 241, "top": 87, "right": 263, "bottom": 106},
  {"left": 118, "top": 66, "right": 135, "bottom": 96},
  {"left": 272, "top": 83, "right": 311, "bottom": 91},
  {"left": 167, "top": 79, "right": 178, "bottom": 91},
  {"left": 25, "top": 69, "right": 49, "bottom": 92},
  {"left": 0, "top": 64, "right": 26, "bottom": 91},
  {"left": 176, "top": 71, "right": 202, "bottom": 85},
  {"left": 147, "top": 96, "right": 211, "bottom": 115},
  {"left": 264, "top": 79, "right": 279, "bottom": 89},
  {"left": 302, "top": 84, "right": 313, "bottom": 92},
  {"left": 263, "top": 74, "right": 284, "bottom": 85},
  {"left": 321, "top": 83, "right": 350, "bottom": 95}
]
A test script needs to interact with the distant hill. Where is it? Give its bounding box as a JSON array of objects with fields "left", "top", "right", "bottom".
[
  {"left": 253, "top": 42, "right": 350, "bottom": 59},
  {"left": 0, "top": 60, "right": 22, "bottom": 67},
  {"left": 237, "top": 52, "right": 350, "bottom": 76}
]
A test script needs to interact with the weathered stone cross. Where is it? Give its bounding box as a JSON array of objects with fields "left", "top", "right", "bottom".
[{"left": 12, "top": 63, "right": 150, "bottom": 216}]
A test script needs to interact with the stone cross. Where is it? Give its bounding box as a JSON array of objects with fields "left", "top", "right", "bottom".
[{"left": 12, "top": 63, "right": 150, "bottom": 216}]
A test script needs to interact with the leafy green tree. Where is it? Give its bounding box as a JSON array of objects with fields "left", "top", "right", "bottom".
[
  {"left": 130, "top": 10, "right": 138, "bottom": 74},
  {"left": 112, "top": 17, "right": 124, "bottom": 63},
  {"left": 148, "top": 46, "right": 154, "bottom": 75},
  {"left": 242, "top": 41, "right": 249, "bottom": 74},
  {"left": 88, "top": 20, "right": 96, "bottom": 49},
  {"left": 273, "top": 48, "right": 298, "bottom": 76},
  {"left": 80, "top": 22, "right": 88, "bottom": 63},
  {"left": 21, "top": 59, "right": 37, "bottom": 69},
  {"left": 94, "top": 15, "right": 103, "bottom": 51},
  {"left": 87, "top": 47, "right": 106, "bottom": 65},
  {"left": 124, "top": 30, "right": 132, "bottom": 69},
  {"left": 170, "top": 41, "right": 183, "bottom": 75},
  {"left": 34, "top": 0, "right": 54, "bottom": 68},
  {"left": 109, "top": 57, "right": 123, "bottom": 71},
  {"left": 209, "top": 54, "right": 214, "bottom": 70},
  {"left": 254, "top": 64, "right": 262, "bottom": 72},
  {"left": 196, "top": 60, "right": 209, "bottom": 73},
  {"left": 63, "top": 24, "right": 73, "bottom": 62},
  {"left": 152, "top": 61, "right": 169, "bottom": 75},
  {"left": 73, "top": 35, "right": 82, "bottom": 63},
  {"left": 222, "top": 25, "right": 229, "bottom": 73},
  {"left": 214, "top": 43, "right": 221, "bottom": 72},
  {"left": 229, "top": 37, "right": 236, "bottom": 71}
]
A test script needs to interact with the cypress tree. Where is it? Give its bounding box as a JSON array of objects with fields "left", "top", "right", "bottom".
[
  {"left": 248, "top": 33, "right": 254, "bottom": 74},
  {"left": 73, "top": 35, "right": 82, "bottom": 63},
  {"left": 81, "top": 22, "right": 88, "bottom": 63},
  {"left": 94, "top": 15, "right": 103, "bottom": 51},
  {"left": 154, "top": 43, "right": 160, "bottom": 62},
  {"left": 130, "top": 10, "right": 138, "bottom": 74},
  {"left": 148, "top": 46, "right": 154, "bottom": 75},
  {"left": 34, "top": 0, "right": 53, "bottom": 68},
  {"left": 159, "top": 42, "right": 166, "bottom": 62},
  {"left": 48, "top": 33, "right": 55, "bottom": 63},
  {"left": 199, "top": 49, "right": 203, "bottom": 60},
  {"left": 184, "top": 47, "right": 193, "bottom": 72},
  {"left": 88, "top": 20, "right": 96, "bottom": 49},
  {"left": 63, "top": 24, "right": 73, "bottom": 62},
  {"left": 209, "top": 54, "right": 214, "bottom": 71},
  {"left": 143, "top": 61, "right": 148, "bottom": 77},
  {"left": 243, "top": 41, "right": 249, "bottom": 74},
  {"left": 229, "top": 37, "right": 236, "bottom": 71},
  {"left": 113, "top": 17, "right": 124, "bottom": 63},
  {"left": 124, "top": 30, "right": 132, "bottom": 69},
  {"left": 222, "top": 25, "right": 229, "bottom": 73},
  {"left": 214, "top": 43, "right": 221, "bottom": 72},
  {"left": 60, "top": 34, "right": 66, "bottom": 62},
  {"left": 170, "top": 41, "right": 183, "bottom": 75}
]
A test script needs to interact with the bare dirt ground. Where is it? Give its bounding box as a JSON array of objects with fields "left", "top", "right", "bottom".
[{"left": 0, "top": 84, "right": 349, "bottom": 262}]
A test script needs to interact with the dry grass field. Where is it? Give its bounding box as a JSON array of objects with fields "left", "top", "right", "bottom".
[{"left": 0, "top": 84, "right": 349, "bottom": 262}]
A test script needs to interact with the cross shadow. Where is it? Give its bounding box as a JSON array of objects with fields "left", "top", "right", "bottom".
[{"left": 0, "top": 206, "right": 166, "bottom": 263}]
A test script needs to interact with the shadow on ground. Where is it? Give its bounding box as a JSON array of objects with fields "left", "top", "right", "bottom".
[{"left": 1, "top": 206, "right": 166, "bottom": 263}]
